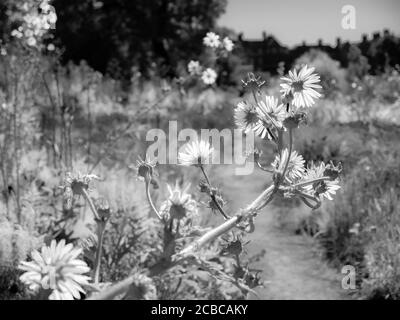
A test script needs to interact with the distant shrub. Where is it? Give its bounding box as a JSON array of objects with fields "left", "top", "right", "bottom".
[{"left": 295, "top": 49, "right": 348, "bottom": 98}]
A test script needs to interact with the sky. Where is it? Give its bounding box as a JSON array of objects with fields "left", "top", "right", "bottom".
[{"left": 218, "top": 0, "right": 400, "bottom": 47}]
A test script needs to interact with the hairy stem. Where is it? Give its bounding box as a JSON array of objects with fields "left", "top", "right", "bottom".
[
  {"left": 145, "top": 178, "right": 162, "bottom": 219},
  {"left": 199, "top": 165, "right": 230, "bottom": 220},
  {"left": 281, "top": 127, "right": 293, "bottom": 181},
  {"left": 93, "top": 223, "right": 106, "bottom": 284},
  {"left": 81, "top": 188, "right": 100, "bottom": 221}
]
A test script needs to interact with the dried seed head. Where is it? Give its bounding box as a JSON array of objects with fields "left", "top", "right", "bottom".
[
  {"left": 241, "top": 72, "right": 266, "bottom": 91},
  {"left": 61, "top": 172, "right": 100, "bottom": 209},
  {"left": 133, "top": 156, "right": 157, "bottom": 182}
]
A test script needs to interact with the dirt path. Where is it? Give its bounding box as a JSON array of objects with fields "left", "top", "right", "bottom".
[{"left": 212, "top": 164, "right": 350, "bottom": 300}]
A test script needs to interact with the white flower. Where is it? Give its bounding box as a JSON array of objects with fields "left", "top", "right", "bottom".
[
  {"left": 187, "top": 60, "right": 202, "bottom": 76},
  {"left": 234, "top": 101, "right": 259, "bottom": 134},
  {"left": 271, "top": 148, "right": 305, "bottom": 183},
  {"left": 160, "top": 182, "right": 198, "bottom": 220},
  {"left": 178, "top": 140, "right": 214, "bottom": 167},
  {"left": 26, "top": 37, "right": 37, "bottom": 47},
  {"left": 203, "top": 32, "right": 220, "bottom": 48},
  {"left": 222, "top": 37, "right": 234, "bottom": 52},
  {"left": 301, "top": 162, "right": 341, "bottom": 200},
  {"left": 19, "top": 239, "right": 91, "bottom": 300},
  {"left": 201, "top": 68, "right": 217, "bottom": 85},
  {"left": 254, "top": 96, "right": 287, "bottom": 138},
  {"left": 280, "top": 65, "right": 322, "bottom": 108}
]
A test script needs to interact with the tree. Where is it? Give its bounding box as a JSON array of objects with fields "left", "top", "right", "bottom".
[{"left": 52, "top": 0, "right": 227, "bottom": 79}]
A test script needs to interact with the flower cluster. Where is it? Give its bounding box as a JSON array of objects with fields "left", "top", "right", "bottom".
[
  {"left": 19, "top": 240, "right": 91, "bottom": 300},
  {"left": 11, "top": 0, "right": 57, "bottom": 48},
  {"left": 235, "top": 65, "right": 341, "bottom": 206},
  {"left": 203, "top": 32, "right": 234, "bottom": 52},
  {"left": 187, "top": 32, "right": 234, "bottom": 85}
]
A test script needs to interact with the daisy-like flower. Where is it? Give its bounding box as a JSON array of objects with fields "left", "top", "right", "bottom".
[
  {"left": 280, "top": 65, "right": 322, "bottom": 108},
  {"left": 301, "top": 162, "right": 341, "bottom": 200},
  {"left": 222, "top": 37, "right": 234, "bottom": 52},
  {"left": 62, "top": 172, "right": 100, "bottom": 209},
  {"left": 234, "top": 101, "right": 259, "bottom": 134},
  {"left": 132, "top": 156, "right": 157, "bottom": 182},
  {"left": 271, "top": 148, "right": 305, "bottom": 183},
  {"left": 203, "top": 32, "right": 220, "bottom": 48},
  {"left": 254, "top": 96, "right": 287, "bottom": 138},
  {"left": 160, "top": 182, "right": 198, "bottom": 221},
  {"left": 187, "top": 60, "right": 202, "bottom": 76},
  {"left": 178, "top": 140, "right": 214, "bottom": 167},
  {"left": 19, "top": 239, "right": 91, "bottom": 300},
  {"left": 201, "top": 68, "right": 217, "bottom": 85}
]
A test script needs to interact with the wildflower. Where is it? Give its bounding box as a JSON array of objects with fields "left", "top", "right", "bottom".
[
  {"left": 302, "top": 162, "right": 341, "bottom": 200},
  {"left": 160, "top": 182, "right": 198, "bottom": 221},
  {"left": 222, "top": 37, "right": 234, "bottom": 52},
  {"left": 255, "top": 95, "right": 287, "bottom": 133},
  {"left": 178, "top": 140, "right": 214, "bottom": 167},
  {"left": 203, "top": 32, "right": 220, "bottom": 48},
  {"left": 271, "top": 149, "right": 305, "bottom": 183},
  {"left": 187, "top": 60, "right": 202, "bottom": 76},
  {"left": 280, "top": 65, "right": 322, "bottom": 108},
  {"left": 133, "top": 156, "right": 157, "bottom": 182},
  {"left": 201, "top": 68, "right": 217, "bottom": 85},
  {"left": 19, "top": 239, "right": 91, "bottom": 300},
  {"left": 62, "top": 172, "right": 100, "bottom": 209},
  {"left": 234, "top": 101, "right": 259, "bottom": 134}
]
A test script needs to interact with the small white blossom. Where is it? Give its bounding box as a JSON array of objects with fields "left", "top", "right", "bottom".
[
  {"left": 222, "top": 37, "right": 234, "bottom": 52},
  {"left": 280, "top": 65, "right": 322, "bottom": 108},
  {"left": 178, "top": 140, "right": 214, "bottom": 167},
  {"left": 301, "top": 162, "right": 341, "bottom": 200},
  {"left": 203, "top": 32, "right": 220, "bottom": 48},
  {"left": 272, "top": 149, "right": 305, "bottom": 183},
  {"left": 201, "top": 68, "right": 217, "bottom": 85},
  {"left": 234, "top": 101, "right": 259, "bottom": 134},
  {"left": 187, "top": 60, "right": 202, "bottom": 76}
]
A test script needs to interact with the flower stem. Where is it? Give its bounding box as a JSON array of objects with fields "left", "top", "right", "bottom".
[
  {"left": 199, "top": 165, "right": 230, "bottom": 220},
  {"left": 145, "top": 178, "right": 162, "bottom": 219},
  {"left": 281, "top": 127, "right": 293, "bottom": 181},
  {"left": 81, "top": 188, "right": 100, "bottom": 221},
  {"left": 93, "top": 223, "right": 106, "bottom": 284},
  {"left": 289, "top": 176, "right": 332, "bottom": 188}
]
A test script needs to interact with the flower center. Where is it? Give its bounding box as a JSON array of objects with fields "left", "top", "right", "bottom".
[
  {"left": 245, "top": 111, "right": 258, "bottom": 125},
  {"left": 292, "top": 81, "right": 304, "bottom": 92}
]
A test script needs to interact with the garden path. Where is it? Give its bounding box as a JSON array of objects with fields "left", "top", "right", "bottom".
[{"left": 212, "top": 164, "right": 351, "bottom": 300}]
